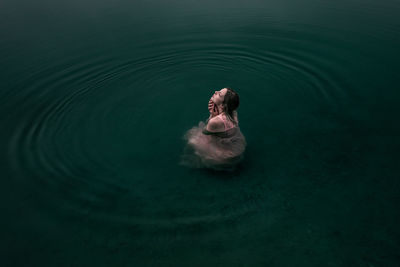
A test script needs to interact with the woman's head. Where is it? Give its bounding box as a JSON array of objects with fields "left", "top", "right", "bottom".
[
  {"left": 211, "top": 87, "right": 239, "bottom": 120},
  {"left": 211, "top": 88, "right": 228, "bottom": 105}
]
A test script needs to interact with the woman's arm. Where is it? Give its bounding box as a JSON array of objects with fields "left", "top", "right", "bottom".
[{"left": 208, "top": 100, "right": 219, "bottom": 118}]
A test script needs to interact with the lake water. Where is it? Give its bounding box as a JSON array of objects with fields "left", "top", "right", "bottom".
[{"left": 1, "top": 0, "right": 400, "bottom": 266}]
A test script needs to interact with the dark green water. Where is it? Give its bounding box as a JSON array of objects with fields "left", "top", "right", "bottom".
[{"left": 1, "top": 0, "right": 400, "bottom": 266}]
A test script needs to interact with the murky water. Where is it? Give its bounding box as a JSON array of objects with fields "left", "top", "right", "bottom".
[{"left": 1, "top": 0, "right": 400, "bottom": 266}]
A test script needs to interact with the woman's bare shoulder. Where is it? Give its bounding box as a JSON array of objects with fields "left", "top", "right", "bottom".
[{"left": 206, "top": 116, "right": 225, "bottom": 132}]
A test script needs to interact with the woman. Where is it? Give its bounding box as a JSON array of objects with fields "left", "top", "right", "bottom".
[{"left": 181, "top": 87, "right": 247, "bottom": 171}]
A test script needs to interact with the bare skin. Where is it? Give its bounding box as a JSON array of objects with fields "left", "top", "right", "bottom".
[
  {"left": 208, "top": 99, "right": 220, "bottom": 117},
  {"left": 206, "top": 89, "right": 228, "bottom": 133}
]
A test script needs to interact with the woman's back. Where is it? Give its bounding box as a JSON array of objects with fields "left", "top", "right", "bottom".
[{"left": 216, "top": 112, "right": 238, "bottom": 131}]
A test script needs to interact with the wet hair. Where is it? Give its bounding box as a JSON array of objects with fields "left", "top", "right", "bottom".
[{"left": 222, "top": 87, "right": 239, "bottom": 124}]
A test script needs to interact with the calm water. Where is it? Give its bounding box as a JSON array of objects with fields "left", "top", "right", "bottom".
[{"left": 1, "top": 0, "right": 400, "bottom": 266}]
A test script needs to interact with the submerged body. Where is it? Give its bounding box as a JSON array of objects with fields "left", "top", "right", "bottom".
[{"left": 181, "top": 112, "right": 247, "bottom": 171}]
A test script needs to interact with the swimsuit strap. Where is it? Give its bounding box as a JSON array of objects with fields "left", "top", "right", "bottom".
[
  {"left": 218, "top": 114, "right": 228, "bottom": 130},
  {"left": 219, "top": 113, "right": 234, "bottom": 131}
]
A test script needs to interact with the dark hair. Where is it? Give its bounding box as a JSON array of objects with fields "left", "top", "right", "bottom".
[{"left": 222, "top": 87, "right": 239, "bottom": 124}]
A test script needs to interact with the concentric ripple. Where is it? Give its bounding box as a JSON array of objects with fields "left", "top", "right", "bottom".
[{"left": 3, "top": 0, "right": 399, "bottom": 231}]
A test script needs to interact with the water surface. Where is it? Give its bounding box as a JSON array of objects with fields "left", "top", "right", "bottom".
[{"left": 1, "top": 0, "right": 400, "bottom": 266}]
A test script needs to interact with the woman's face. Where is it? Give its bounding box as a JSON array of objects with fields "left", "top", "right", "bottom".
[{"left": 211, "top": 88, "right": 228, "bottom": 105}]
